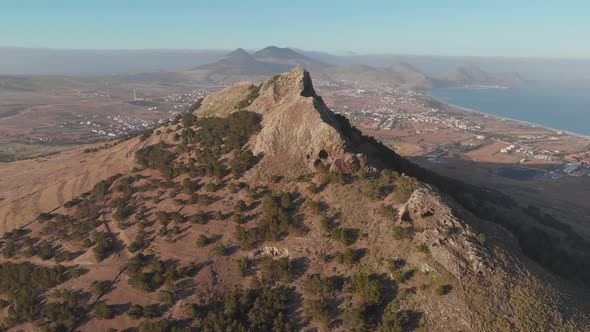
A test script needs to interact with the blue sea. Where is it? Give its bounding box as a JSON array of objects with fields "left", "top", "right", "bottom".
[{"left": 430, "top": 84, "right": 590, "bottom": 137}]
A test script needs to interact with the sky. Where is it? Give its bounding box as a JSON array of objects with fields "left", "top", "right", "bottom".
[{"left": 1, "top": 0, "right": 589, "bottom": 58}]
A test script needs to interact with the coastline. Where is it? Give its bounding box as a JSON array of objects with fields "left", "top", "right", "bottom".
[{"left": 427, "top": 92, "right": 590, "bottom": 141}]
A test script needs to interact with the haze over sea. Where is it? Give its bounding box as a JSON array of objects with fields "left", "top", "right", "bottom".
[{"left": 430, "top": 84, "right": 590, "bottom": 137}]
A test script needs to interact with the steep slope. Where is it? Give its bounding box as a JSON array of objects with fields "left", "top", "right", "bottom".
[
  {"left": 0, "top": 137, "right": 148, "bottom": 233},
  {"left": 0, "top": 68, "right": 587, "bottom": 332}
]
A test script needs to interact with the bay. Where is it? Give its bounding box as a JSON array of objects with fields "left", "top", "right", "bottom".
[{"left": 430, "top": 84, "right": 590, "bottom": 137}]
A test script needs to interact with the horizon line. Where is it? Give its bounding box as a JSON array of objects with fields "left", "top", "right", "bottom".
[{"left": 1, "top": 45, "right": 590, "bottom": 61}]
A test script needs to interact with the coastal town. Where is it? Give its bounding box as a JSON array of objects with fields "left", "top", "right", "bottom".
[{"left": 315, "top": 80, "right": 590, "bottom": 179}]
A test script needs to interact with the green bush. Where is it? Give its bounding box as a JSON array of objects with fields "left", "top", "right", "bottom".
[
  {"left": 417, "top": 243, "right": 429, "bottom": 254},
  {"left": 259, "top": 257, "right": 297, "bottom": 286},
  {"left": 436, "top": 284, "right": 453, "bottom": 296},
  {"left": 393, "top": 226, "right": 414, "bottom": 240},
  {"left": 195, "top": 235, "right": 209, "bottom": 247},
  {"left": 212, "top": 243, "right": 227, "bottom": 256},
  {"left": 94, "top": 302, "right": 115, "bottom": 319},
  {"left": 236, "top": 257, "right": 250, "bottom": 277}
]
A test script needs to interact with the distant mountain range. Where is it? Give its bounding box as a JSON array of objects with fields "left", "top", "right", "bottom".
[
  {"left": 433, "top": 64, "right": 524, "bottom": 87},
  {"left": 184, "top": 46, "right": 524, "bottom": 89}
]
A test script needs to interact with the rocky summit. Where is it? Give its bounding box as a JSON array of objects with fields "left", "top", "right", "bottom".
[{"left": 0, "top": 68, "right": 588, "bottom": 331}]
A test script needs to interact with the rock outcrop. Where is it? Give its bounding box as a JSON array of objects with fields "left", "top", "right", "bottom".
[
  {"left": 404, "top": 187, "right": 491, "bottom": 278},
  {"left": 196, "top": 67, "right": 369, "bottom": 180}
]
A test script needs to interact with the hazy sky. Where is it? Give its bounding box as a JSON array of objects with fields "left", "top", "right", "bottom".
[{"left": 1, "top": 0, "right": 589, "bottom": 58}]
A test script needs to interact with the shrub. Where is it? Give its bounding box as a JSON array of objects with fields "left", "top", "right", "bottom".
[
  {"left": 236, "top": 257, "right": 250, "bottom": 277},
  {"left": 436, "top": 284, "right": 453, "bottom": 296},
  {"left": 205, "top": 182, "right": 217, "bottom": 192},
  {"left": 90, "top": 280, "right": 111, "bottom": 296},
  {"left": 334, "top": 248, "right": 362, "bottom": 266},
  {"left": 92, "top": 231, "right": 114, "bottom": 262},
  {"left": 350, "top": 271, "right": 384, "bottom": 306},
  {"left": 394, "top": 176, "right": 420, "bottom": 203},
  {"left": 212, "top": 243, "right": 227, "bottom": 256},
  {"left": 231, "top": 149, "right": 257, "bottom": 177},
  {"left": 476, "top": 233, "right": 486, "bottom": 245},
  {"left": 196, "top": 235, "right": 209, "bottom": 247},
  {"left": 94, "top": 302, "right": 115, "bottom": 319},
  {"left": 302, "top": 274, "right": 341, "bottom": 296},
  {"left": 417, "top": 243, "right": 429, "bottom": 254},
  {"left": 189, "top": 213, "right": 208, "bottom": 225},
  {"left": 393, "top": 226, "right": 414, "bottom": 240},
  {"left": 305, "top": 298, "right": 332, "bottom": 328},
  {"left": 330, "top": 227, "right": 356, "bottom": 245},
  {"left": 259, "top": 257, "right": 296, "bottom": 286},
  {"left": 127, "top": 304, "right": 143, "bottom": 319},
  {"left": 234, "top": 200, "right": 247, "bottom": 214}
]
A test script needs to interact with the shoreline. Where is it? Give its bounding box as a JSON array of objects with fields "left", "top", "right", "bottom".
[{"left": 427, "top": 93, "right": 590, "bottom": 141}]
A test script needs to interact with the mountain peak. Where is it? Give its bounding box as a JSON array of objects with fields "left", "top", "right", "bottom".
[
  {"left": 198, "top": 67, "right": 367, "bottom": 180},
  {"left": 253, "top": 46, "right": 327, "bottom": 68},
  {"left": 254, "top": 46, "right": 303, "bottom": 58},
  {"left": 226, "top": 47, "right": 250, "bottom": 58}
]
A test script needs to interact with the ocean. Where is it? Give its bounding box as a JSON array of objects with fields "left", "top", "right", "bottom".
[{"left": 430, "top": 84, "right": 590, "bottom": 137}]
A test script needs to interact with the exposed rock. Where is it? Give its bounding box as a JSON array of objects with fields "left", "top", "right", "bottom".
[
  {"left": 196, "top": 66, "right": 370, "bottom": 181},
  {"left": 249, "top": 246, "right": 290, "bottom": 259},
  {"left": 406, "top": 187, "right": 491, "bottom": 278}
]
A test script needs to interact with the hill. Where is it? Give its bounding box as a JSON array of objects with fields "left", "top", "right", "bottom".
[
  {"left": 322, "top": 63, "right": 433, "bottom": 90},
  {"left": 253, "top": 46, "right": 328, "bottom": 69},
  {"left": 0, "top": 68, "right": 587, "bottom": 331},
  {"left": 434, "top": 64, "right": 524, "bottom": 87}
]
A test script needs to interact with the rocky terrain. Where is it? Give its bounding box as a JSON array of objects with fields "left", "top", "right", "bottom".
[{"left": 0, "top": 68, "right": 587, "bottom": 331}]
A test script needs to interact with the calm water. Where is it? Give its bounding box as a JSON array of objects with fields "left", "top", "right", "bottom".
[{"left": 430, "top": 84, "right": 590, "bottom": 137}]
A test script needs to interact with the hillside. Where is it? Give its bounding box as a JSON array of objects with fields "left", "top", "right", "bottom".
[
  {"left": 433, "top": 64, "right": 524, "bottom": 87},
  {"left": 322, "top": 63, "right": 433, "bottom": 90},
  {"left": 0, "top": 68, "right": 587, "bottom": 331}
]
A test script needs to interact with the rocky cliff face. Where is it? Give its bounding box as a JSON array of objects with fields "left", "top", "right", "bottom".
[{"left": 198, "top": 67, "right": 368, "bottom": 180}]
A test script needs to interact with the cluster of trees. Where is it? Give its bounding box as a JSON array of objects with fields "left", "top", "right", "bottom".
[
  {"left": 193, "top": 110, "right": 261, "bottom": 156},
  {"left": 230, "top": 149, "right": 257, "bottom": 178},
  {"left": 259, "top": 257, "right": 298, "bottom": 286},
  {"left": 126, "top": 254, "right": 168, "bottom": 292},
  {"left": 256, "top": 194, "right": 297, "bottom": 241},
  {"left": 125, "top": 254, "right": 186, "bottom": 299},
  {"left": 127, "top": 304, "right": 161, "bottom": 320},
  {"left": 89, "top": 174, "right": 121, "bottom": 202},
  {"left": 92, "top": 231, "right": 115, "bottom": 262},
  {"left": 234, "top": 84, "right": 261, "bottom": 110},
  {"left": 234, "top": 192, "right": 301, "bottom": 249},
  {"left": 0, "top": 262, "right": 80, "bottom": 327},
  {"left": 128, "top": 223, "right": 147, "bottom": 253},
  {"left": 320, "top": 215, "right": 357, "bottom": 246},
  {"left": 43, "top": 289, "right": 88, "bottom": 331},
  {"left": 345, "top": 271, "right": 386, "bottom": 330},
  {"left": 303, "top": 274, "right": 343, "bottom": 328},
  {"left": 135, "top": 142, "right": 176, "bottom": 181},
  {"left": 333, "top": 248, "right": 363, "bottom": 266},
  {"left": 191, "top": 286, "right": 294, "bottom": 331}
]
